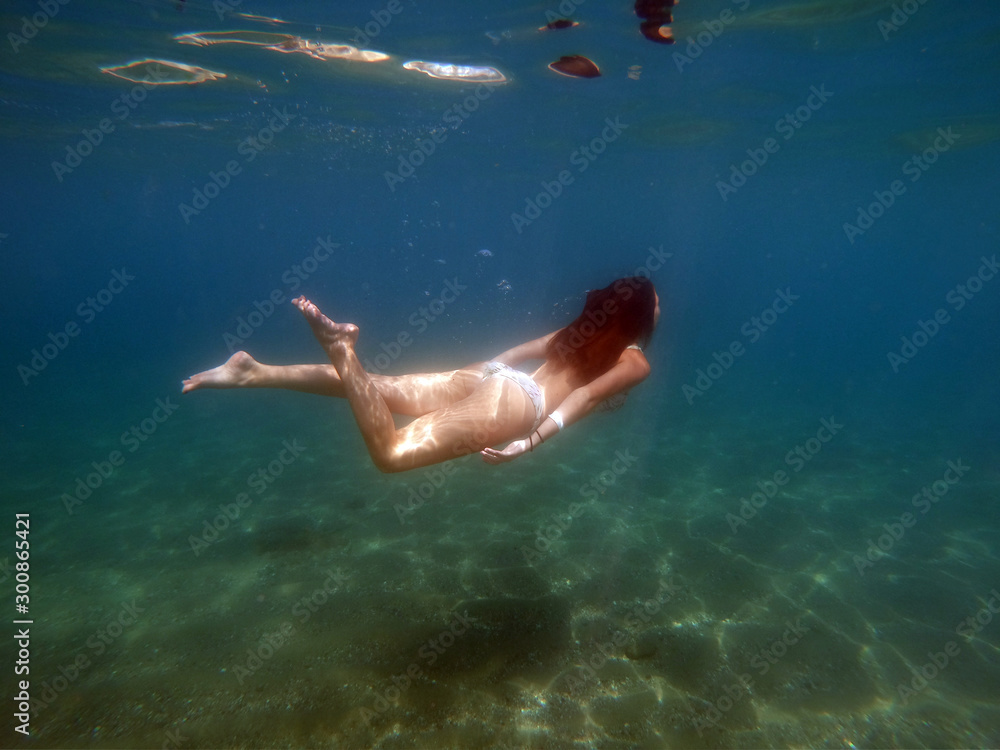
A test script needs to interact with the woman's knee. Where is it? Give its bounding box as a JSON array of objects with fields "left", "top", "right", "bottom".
[{"left": 373, "top": 443, "right": 425, "bottom": 473}]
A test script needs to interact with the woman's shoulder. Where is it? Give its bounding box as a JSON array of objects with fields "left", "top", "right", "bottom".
[
  {"left": 617, "top": 344, "right": 651, "bottom": 380},
  {"left": 620, "top": 342, "right": 649, "bottom": 365}
]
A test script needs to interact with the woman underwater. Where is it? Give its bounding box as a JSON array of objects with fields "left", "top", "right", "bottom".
[{"left": 183, "top": 276, "right": 659, "bottom": 472}]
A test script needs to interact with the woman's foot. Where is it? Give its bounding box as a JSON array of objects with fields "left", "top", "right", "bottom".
[
  {"left": 182, "top": 351, "right": 259, "bottom": 393},
  {"left": 292, "top": 296, "right": 359, "bottom": 364}
]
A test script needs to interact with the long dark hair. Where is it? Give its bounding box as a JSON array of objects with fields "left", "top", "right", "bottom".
[{"left": 546, "top": 277, "right": 657, "bottom": 383}]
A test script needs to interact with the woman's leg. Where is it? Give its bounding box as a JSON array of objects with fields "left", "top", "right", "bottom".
[
  {"left": 370, "top": 368, "right": 487, "bottom": 417},
  {"left": 387, "top": 378, "right": 535, "bottom": 471},
  {"left": 293, "top": 297, "right": 535, "bottom": 472},
  {"left": 182, "top": 352, "right": 343, "bottom": 395},
  {"left": 182, "top": 352, "right": 485, "bottom": 417}
]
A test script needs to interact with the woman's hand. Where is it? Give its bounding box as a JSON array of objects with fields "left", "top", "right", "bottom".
[{"left": 480, "top": 440, "right": 529, "bottom": 464}]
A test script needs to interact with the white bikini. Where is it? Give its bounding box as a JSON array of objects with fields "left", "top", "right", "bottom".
[
  {"left": 482, "top": 343, "right": 643, "bottom": 430},
  {"left": 482, "top": 362, "right": 546, "bottom": 431}
]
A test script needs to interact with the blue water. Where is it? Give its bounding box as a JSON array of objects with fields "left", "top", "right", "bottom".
[{"left": 2, "top": 0, "right": 1000, "bottom": 746}]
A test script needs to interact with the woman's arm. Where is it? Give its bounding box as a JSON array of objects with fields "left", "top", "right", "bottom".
[
  {"left": 489, "top": 330, "right": 560, "bottom": 367},
  {"left": 537, "top": 351, "right": 651, "bottom": 438},
  {"left": 481, "top": 350, "right": 650, "bottom": 463}
]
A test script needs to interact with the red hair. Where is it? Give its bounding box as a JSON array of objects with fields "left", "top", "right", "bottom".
[{"left": 546, "top": 277, "right": 657, "bottom": 384}]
